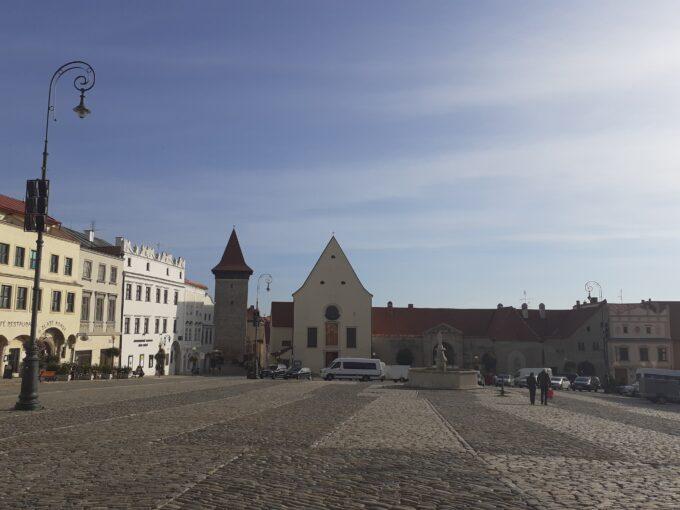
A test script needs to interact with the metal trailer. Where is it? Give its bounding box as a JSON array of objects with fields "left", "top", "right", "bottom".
[{"left": 638, "top": 369, "right": 680, "bottom": 403}]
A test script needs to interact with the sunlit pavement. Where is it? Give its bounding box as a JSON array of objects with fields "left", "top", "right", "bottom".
[{"left": 0, "top": 378, "right": 678, "bottom": 509}]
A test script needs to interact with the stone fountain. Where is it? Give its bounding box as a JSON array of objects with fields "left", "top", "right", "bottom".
[{"left": 407, "top": 332, "right": 479, "bottom": 389}]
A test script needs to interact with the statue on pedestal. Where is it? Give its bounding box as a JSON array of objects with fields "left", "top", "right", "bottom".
[{"left": 435, "top": 331, "right": 447, "bottom": 372}]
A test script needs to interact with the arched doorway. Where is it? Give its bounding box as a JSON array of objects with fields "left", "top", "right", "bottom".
[
  {"left": 396, "top": 348, "right": 414, "bottom": 366},
  {"left": 155, "top": 348, "right": 166, "bottom": 375},
  {"left": 8, "top": 335, "right": 29, "bottom": 375},
  {"left": 507, "top": 350, "right": 526, "bottom": 374},
  {"left": 170, "top": 342, "right": 181, "bottom": 375},
  {"left": 578, "top": 360, "right": 596, "bottom": 376},
  {"left": 432, "top": 342, "right": 454, "bottom": 366},
  {"left": 0, "top": 335, "right": 8, "bottom": 378},
  {"left": 481, "top": 352, "right": 497, "bottom": 373}
]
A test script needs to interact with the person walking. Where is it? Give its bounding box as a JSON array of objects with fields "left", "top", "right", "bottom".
[
  {"left": 527, "top": 372, "right": 537, "bottom": 405},
  {"left": 537, "top": 369, "right": 551, "bottom": 405}
]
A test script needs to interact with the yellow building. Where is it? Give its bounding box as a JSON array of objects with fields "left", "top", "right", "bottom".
[{"left": 0, "top": 194, "right": 81, "bottom": 376}]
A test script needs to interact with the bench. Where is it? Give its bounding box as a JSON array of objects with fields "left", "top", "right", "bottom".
[{"left": 39, "top": 370, "right": 57, "bottom": 382}]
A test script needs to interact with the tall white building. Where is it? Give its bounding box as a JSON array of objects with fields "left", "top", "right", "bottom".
[
  {"left": 180, "top": 280, "right": 214, "bottom": 374},
  {"left": 117, "top": 238, "right": 185, "bottom": 374}
]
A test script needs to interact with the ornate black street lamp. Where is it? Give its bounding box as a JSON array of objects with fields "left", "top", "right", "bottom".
[
  {"left": 252, "top": 273, "right": 272, "bottom": 378},
  {"left": 16, "top": 61, "right": 95, "bottom": 411}
]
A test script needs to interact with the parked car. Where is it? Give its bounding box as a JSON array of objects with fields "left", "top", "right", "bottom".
[
  {"left": 550, "top": 376, "right": 570, "bottom": 390},
  {"left": 495, "top": 373, "right": 514, "bottom": 387},
  {"left": 271, "top": 365, "right": 289, "bottom": 379},
  {"left": 571, "top": 376, "right": 601, "bottom": 392},
  {"left": 260, "top": 364, "right": 280, "bottom": 378},
  {"left": 564, "top": 373, "right": 578, "bottom": 385},
  {"left": 296, "top": 367, "right": 312, "bottom": 380},
  {"left": 619, "top": 381, "right": 639, "bottom": 397}
]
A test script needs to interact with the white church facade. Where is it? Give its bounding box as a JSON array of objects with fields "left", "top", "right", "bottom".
[{"left": 289, "top": 237, "right": 372, "bottom": 372}]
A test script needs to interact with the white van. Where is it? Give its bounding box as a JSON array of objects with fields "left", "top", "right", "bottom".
[
  {"left": 320, "top": 358, "right": 384, "bottom": 381},
  {"left": 515, "top": 367, "right": 553, "bottom": 387}
]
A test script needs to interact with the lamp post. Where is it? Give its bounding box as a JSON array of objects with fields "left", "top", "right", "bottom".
[
  {"left": 16, "top": 61, "right": 95, "bottom": 411},
  {"left": 253, "top": 273, "right": 272, "bottom": 378},
  {"left": 585, "top": 281, "right": 610, "bottom": 387}
]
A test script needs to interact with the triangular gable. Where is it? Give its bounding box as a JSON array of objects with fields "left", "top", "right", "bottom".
[
  {"left": 292, "top": 236, "right": 372, "bottom": 297},
  {"left": 423, "top": 323, "right": 463, "bottom": 336}
]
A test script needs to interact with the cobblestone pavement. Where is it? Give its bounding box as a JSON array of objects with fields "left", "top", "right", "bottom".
[{"left": 0, "top": 378, "right": 678, "bottom": 509}]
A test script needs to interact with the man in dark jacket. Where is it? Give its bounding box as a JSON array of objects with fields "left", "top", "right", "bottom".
[
  {"left": 537, "top": 370, "right": 551, "bottom": 405},
  {"left": 527, "top": 372, "right": 537, "bottom": 405}
]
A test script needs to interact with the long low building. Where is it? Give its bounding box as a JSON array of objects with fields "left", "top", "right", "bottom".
[{"left": 267, "top": 236, "right": 631, "bottom": 378}]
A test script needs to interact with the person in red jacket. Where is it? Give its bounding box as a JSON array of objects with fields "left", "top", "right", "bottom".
[{"left": 537, "top": 369, "right": 551, "bottom": 405}]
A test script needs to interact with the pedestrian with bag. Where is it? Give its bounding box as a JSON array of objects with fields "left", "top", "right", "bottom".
[
  {"left": 537, "top": 369, "right": 551, "bottom": 405},
  {"left": 527, "top": 372, "right": 537, "bottom": 405}
]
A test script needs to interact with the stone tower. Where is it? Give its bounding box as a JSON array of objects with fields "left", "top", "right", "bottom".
[{"left": 212, "top": 229, "right": 253, "bottom": 363}]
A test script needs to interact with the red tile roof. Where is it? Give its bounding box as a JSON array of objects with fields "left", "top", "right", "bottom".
[
  {"left": 372, "top": 307, "right": 496, "bottom": 338},
  {"left": 270, "top": 300, "right": 599, "bottom": 343},
  {"left": 212, "top": 229, "right": 253, "bottom": 276},
  {"left": 271, "top": 301, "right": 294, "bottom": 328},
  {"left": 184, "top": 279, "right": 208, "bottom": 290},
  {"left": 0, "top": 193, "right": 59, "bottom": 225}
]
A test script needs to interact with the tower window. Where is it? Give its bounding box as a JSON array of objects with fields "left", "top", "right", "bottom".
[
  {"left": 320, "top": 281, "right": 325, "bottom": 285},
  {"left": 341, "top": 281, "right": 346, "bottom": 285},
  {"left": 331, "top": 255, "right": 336, "bottom": 259}
]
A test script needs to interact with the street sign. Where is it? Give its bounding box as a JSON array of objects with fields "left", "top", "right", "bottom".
[{"left": 24, "top": 179, "right": 49, "bottom": 232}]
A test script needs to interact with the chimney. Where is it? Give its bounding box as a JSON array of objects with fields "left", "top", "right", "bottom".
[
  {"left": 115, "top": 236, "right": 124, "bottom": 247},
  {"left": 521, "top": 302, "right": 528, "bottom": 319},
  {"left": 85, "top": 229, "right": 95, "bottom": 242},
  {"left": 387, "top": 301, "right": 393, "bottom": 308},
  {"left": 407, "top": 303, "right": 414, "bottom": 309},
  {"left": 576, "top": 300, "right": 581, "bottom": 309},
  {"left": 497, "top": 303, "right": 503, "bottom": 310},
  {"left": 539, "top": 303, "right": 546, "bottom": 319}
]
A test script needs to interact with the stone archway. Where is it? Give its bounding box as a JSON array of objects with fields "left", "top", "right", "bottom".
[
  {"left": 8, "top": 335, "right": 29, "bottom": 375},
  {"left": 42, "top": 328, "right": 65, "bottom": 357},
  {"left": 507, "top": 350, "right": 526, "bottom": 374},
  {"left": 0, "top": 335, "right": 8, "bottom": 378},
  {"left": 432, "top": 342, "right": 455, "bottom": 366}
]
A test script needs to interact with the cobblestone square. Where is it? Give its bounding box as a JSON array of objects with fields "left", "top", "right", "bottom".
[{"left": 0, "top": 378, "right": 679, "bottom": 509}]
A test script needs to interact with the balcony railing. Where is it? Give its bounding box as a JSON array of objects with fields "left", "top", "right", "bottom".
[{"left": 106, "top": 321, "right": 116, "bottom": 332}]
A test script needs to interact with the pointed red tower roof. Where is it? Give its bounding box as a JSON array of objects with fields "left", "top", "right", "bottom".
[{"left": 212, "top": 229, "right": 253, "bottom": 277}]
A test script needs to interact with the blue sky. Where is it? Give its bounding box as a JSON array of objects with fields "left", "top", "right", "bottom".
[{"left": 3, "top": 1, "right": 680, "bottom": 312}]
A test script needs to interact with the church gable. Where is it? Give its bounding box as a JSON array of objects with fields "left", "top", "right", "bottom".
[
  {"left": 292, "top": 236, "right": 372, "bottom": 298},
  {"left": 423, "top": 323, "right": 463, "bottom": 337}
]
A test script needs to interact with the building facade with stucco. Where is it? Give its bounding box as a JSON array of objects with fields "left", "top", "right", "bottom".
[
  {"left": 117, "top": 237, "right": 186, "bottom": 375},
  {"left": 0, "top": 194, "right": 82, "bottom": 377}
]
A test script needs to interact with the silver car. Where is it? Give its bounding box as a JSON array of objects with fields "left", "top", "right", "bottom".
[{"left": 550, "top": 376, "right": 570, "bottom": 390}]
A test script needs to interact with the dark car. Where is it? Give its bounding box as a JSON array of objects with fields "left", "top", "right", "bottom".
[
  {"left": 283, "top": 367, "right": 302, "bottom": 379},
  {"left": 271, "top": 366, "right": 289, "bottom": 379},
  {"left": 571, "top": 376, "right": 601, "bottom": 392}
]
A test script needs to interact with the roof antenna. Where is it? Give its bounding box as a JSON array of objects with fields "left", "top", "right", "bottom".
[
  {"left": 618, "top": 289, "right": 623, "bottom": 303},
  {"left": 520, "top": 290, "right": 531, "bottom": 307}
]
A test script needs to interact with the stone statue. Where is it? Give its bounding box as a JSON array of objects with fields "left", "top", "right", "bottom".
[{"left": 435, "top": 331, "right": 447, "bottom": 372}]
